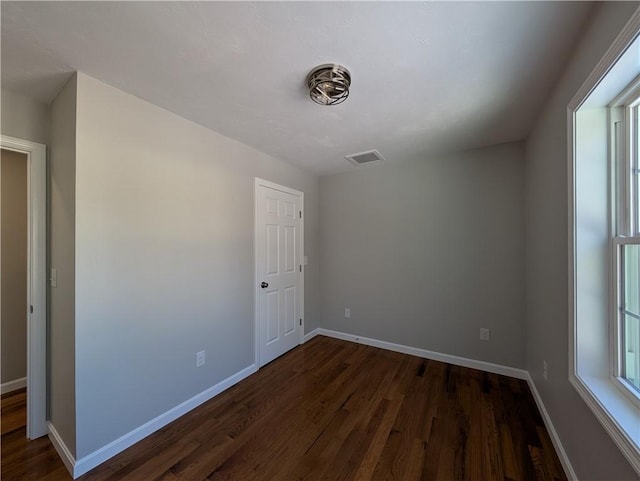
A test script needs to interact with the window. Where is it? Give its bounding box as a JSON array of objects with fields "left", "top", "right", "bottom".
[
  {"left": 613, "top": 89, "right": 640, "bottom": 398},
  {"left": 621, "top": 242, "right": 640, "bottom": 389},
  {"left": 569, "top": 13, "right": 640, "bottom": 475}
]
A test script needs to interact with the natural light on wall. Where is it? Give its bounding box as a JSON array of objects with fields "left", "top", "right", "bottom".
[{"left": 569, "top": 15, "right": 640, "bottom": 476}]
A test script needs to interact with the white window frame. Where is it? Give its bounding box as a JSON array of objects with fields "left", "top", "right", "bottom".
[{"left": 568, "top": 9, "right": 640, "bottom": 477}]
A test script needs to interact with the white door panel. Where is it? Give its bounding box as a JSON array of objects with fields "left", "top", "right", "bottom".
[{"left": 256, "top": 180, "right": 303, "bottom": 366}]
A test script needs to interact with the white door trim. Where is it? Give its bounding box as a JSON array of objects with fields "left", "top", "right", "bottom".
[
  {"left": 254, "top": 178, "right": 304, "bottom": 367},
  {"left": 1, "top": 135, "right": 47, "bottom": 439}
]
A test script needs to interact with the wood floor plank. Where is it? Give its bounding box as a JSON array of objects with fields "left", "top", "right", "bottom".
[
  {"left": 1, "top": 336, "right": 568, "bottom": 481},
  {"left": 1, "top": 388, "right": 27, "bottom": 435},
  {"left": 355, "top": 397, "right": 403, "bottom": 481}
]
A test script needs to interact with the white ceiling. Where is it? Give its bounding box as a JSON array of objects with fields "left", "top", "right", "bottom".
[{"left": 1, "top": 1, "right": 593, "bottom": 175}]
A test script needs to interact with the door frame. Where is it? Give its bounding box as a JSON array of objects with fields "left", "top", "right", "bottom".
[
  {"left": 254, "top": 178, "right": 304, "bottom": 367},
  {"left": 1, "top": 135, "right": 47, "bottom": 439}
]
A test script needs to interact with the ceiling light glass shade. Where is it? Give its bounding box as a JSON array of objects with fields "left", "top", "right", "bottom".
[{"left": 307, "top": 64, "right": 351, "bottom": 106}]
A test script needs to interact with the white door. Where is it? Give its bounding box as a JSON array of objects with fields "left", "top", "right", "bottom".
[{"left": 255, "top": 179, "right": 303, "bottom": 367}]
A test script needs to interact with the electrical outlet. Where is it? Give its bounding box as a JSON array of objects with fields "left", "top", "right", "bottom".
[
  {"left": 480, "top": 328, "right": 490, "bottom": 341},
  {"left": 196, "top": 350, "right": 206, "bottom": 368},
  {"left": 543, "top": 360, "right": 548, "bottom": 380},
  {"left": 344, "top": 308, "right": 351, "bottom": 319}
]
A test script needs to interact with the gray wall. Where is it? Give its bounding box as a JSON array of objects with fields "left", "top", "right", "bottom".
[
  {"left": 1, "top": 89, "right": 49, "bottom": 145},
  {"left": 49, "top": 74, "right": 77, "bottom": 456},
  {"left": 1, "top": 149, "right": 28, "bottom": 384},
  {"left": 525, "top": 2, "right": 639, "bottom": 480},
  {"left": 73, "top": 73, "right": 319, "bottom": 457},
  {"left": 319, "top": 142, "right": 526, "bottom": 369}
]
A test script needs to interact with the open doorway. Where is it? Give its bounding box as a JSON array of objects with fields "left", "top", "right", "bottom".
[
  {"left": 1, "top": 149, "right": 29, "bottom": 437},
  {"left": 0, "top": 136, "right": 47, "bottom": 441}
]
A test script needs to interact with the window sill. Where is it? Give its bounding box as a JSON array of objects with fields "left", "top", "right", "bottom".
[{"left": 571, "top": 373, "right": 640, "bottom": 474}]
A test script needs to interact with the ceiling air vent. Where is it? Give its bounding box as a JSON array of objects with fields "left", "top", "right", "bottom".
[{"left": 345, "top": 149, "right": 384, "bottom": 166}]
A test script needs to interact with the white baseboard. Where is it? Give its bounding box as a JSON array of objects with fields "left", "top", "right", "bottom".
[
  {"left": 302, "top": 328, "right": 319, "bottom": 343},
  {"left": 53, "top": 364, "right": 257, "bottom": 479},
  {"left": 48, "top": 422, "right": 76, "bottom": 475},
  {"left": 526, "top": 374, "right": 577, "bottom": 481},
  {"left": 317, "top": 328, "right": 528, "bottom": 380},
  {"left": 1, "top": 377, "right": 26, "bottom": 394}
]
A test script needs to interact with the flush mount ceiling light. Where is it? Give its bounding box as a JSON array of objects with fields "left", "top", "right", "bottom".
[{"left": 306, "top": 64, "right": 351, "bottom": 106}]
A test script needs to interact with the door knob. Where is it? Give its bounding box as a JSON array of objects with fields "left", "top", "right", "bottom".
[{"left": 261, "top": 282, "right": 269, "bottom": 288}]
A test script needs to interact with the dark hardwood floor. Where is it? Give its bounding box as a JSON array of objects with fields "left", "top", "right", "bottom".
[
  {"left": 1, "top": 387, "right": 71, "bottom": 480},
  {"left": 1, "top": 336, "right": 566, "bottom": 481},
  {"left": 1, "top": 388, "right": 26, "bottom": 436}
]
